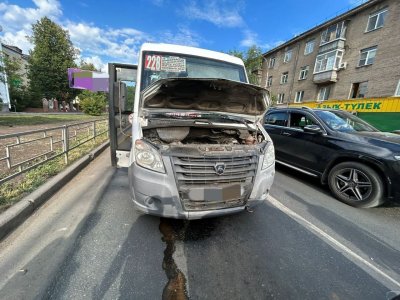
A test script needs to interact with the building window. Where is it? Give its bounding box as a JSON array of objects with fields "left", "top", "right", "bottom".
[
  {"left": 350, "top": 82, "right": 368, "bottom": 98},
  {"left": 359, "top": 46, "right": 377, "bottom": 66},
  {"left": 281, "top": 72, "right": 289, "bottom": 84},
  {"left": 395, "top": 80, "right": 400, "bottom": 96},
  {"left": 299, "top": 66, "right": 309, "bottom": 80},
  {"left": 314, "top": 50, "right": 343, "bottom": 73},
  {"left": 294, "top": 91, "right": 304, "bottom": 103},
  {"left": 304, "top": 40, "right": 315, "bottom": 55},
  {"left": 320, "top": 21, "right": 347, "bottom": 45},
  {"left": 366, "top": 9, "right": 388, "bottom": 32},
  {"left": 277, "top": 93, "right": 285, "bottom": 104},
  {"left": 284, "top": 49, "right": 292, "bottom": 63},
  {"left": 268, "top": 57, "right": 275, "bottom": 68},
  {"left": 266, "top": 76, "right": 273, "bottom": 87},
  {"left": 318, "top": 86, "right": 331, "bottom": 101}
]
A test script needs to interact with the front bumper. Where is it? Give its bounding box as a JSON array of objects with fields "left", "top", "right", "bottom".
[
  {"left": 386, "top": 160, "right": 400, "bottom": 202},
  {"left": 128, "top": 157, "right": 275, "bottom": 220}
]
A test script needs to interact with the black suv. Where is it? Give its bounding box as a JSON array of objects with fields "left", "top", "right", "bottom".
[{"left": 264, "top": 107, "right": 400, "bottom": 208}]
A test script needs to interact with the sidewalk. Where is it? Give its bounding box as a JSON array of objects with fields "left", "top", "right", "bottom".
[{"left": 0, "top": 141, "right": 110, "bottom": 240}]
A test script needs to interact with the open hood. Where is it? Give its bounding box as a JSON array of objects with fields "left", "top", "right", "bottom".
[{"left": 141, "top": 78, "right": 270, "bottom": 117}]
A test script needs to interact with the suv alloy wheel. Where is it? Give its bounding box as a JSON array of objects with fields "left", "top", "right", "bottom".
[{"left": 328, "top": 162, "right": 384, "bottom": 208}]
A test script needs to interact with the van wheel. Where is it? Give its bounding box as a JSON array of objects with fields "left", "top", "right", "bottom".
[{"left": 328, "top": 162, "right": 384, "bottom": 208}]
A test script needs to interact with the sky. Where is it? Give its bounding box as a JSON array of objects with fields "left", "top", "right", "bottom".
[{"left": 0, "top": 0, "right": 367, "bottom": 72}]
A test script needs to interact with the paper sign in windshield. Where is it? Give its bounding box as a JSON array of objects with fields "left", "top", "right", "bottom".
[
  {"left": 145, "top": 55, "right": 186, "bottom": 72},
  {"left": 161, "top": 56, "right": 186, "bottom": 72}
]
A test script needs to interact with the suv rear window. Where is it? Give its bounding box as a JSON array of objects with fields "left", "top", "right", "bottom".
[
  {"left": 265, "top": 112, "right": 288, "bottom": 127},
  {"left": 290, "top": 112, "right": 317, "bottom": 129}
]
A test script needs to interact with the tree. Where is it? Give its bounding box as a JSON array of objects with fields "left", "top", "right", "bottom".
[
  {"left": 79, "top": 60, "right": 98, "bottom": 71},
  {"left": 28, "top": 17, "right": 78, "bottom": 107},
  {"left": 228, "top": 45, "right": 263, "bottom": 85},
  {"left": 79, "top": 90, "right": 107, "bottom": 115}
]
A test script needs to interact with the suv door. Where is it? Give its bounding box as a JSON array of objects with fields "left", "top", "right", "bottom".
[
  {"left": 280, "top": 111, "right": 332, "bottom": 174},
  {"left": 264, "top": 111, "right": 289, "bottom": 160}
]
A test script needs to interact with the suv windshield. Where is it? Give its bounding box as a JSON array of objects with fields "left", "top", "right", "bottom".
[
  {"left": 314, "top": 110, "right": 378, "bottom": 132},
  {"left": 140, "top": 51, "right": 246, "bottom": 90}
]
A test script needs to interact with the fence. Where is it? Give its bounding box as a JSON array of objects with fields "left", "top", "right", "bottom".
[{"left": 0, "top": 119, "right": 109, "bottom": 185}]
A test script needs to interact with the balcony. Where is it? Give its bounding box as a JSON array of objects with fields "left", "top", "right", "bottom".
[
  {"left": 313, "top": 70, "right": 338, "bottom": 84},
  {"left": 318, "top": 39, "right": 345, "bottom": 54}
]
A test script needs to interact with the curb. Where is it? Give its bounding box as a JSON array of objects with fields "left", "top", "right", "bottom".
[{"left": 0, "top": 141, "right": 110, "bottom": 241}]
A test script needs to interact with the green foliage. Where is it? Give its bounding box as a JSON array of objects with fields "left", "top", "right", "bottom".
[
  {"left": 126, "top": 85, "right": 136, "bottom": 111},
  {"left": 228, "top": 45, "right": 263, "bottom": 85},
  {"left": 79, "top": 60, "right": 98, "bottom": 71},
  {"left": 227, "top": 49, "right": 244, "bottom": 61},
  {"left": 28, "top": 17, "right": 78, "bottom": 107},
  {"left": 79, "top": 90, "right": 107, "bottom": 115}
]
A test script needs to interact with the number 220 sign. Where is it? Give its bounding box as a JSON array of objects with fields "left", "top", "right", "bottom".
[{"left": 144, "top": 55, "right": 162, "bottom": 71}]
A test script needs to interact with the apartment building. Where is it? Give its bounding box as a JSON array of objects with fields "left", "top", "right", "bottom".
[
  {"left": 261, "top": 0, "right": 400, "bottom": 105},
  {"left": 1, "top": 44, "right": 29, "bottom": 86},
  {"left": 0, "top": 44, "right": 29, "bottom": 111}
]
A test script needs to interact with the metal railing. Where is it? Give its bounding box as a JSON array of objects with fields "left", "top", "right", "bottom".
[{"left": 0, "top": 119, "right": 109, "bottom": 185}]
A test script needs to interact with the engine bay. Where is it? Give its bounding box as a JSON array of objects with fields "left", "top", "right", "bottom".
[{"left": 143, "top": 126, "right": 264, "bottom": 145}]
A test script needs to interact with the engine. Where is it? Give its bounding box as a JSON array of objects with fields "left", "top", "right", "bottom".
[{"left": 143, "top": 126, "right": 263, "bottom": 145}]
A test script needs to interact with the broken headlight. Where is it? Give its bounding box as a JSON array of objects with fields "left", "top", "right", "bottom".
[
  {"left": 135, "top": 140, "right": 165, "bottom": 173},
  {"left": 262, "top": 142, "right": 275, "bottom": 169}
]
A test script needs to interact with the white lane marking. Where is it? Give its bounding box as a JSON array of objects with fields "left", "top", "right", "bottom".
[{"left": 268, "top": 195, "right": 400, "bottom": 290}]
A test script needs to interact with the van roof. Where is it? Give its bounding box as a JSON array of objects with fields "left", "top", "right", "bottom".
[{"left": 140, "top": 43, "right": 244, "bottom": 66}]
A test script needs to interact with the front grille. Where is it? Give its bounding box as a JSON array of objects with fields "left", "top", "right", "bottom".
[{"left": 171, "top": 154, "right": 258, "bottom": 211}]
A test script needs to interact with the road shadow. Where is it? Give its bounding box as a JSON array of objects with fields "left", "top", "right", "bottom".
[
  {"left": 178, "top": 203, "right": 390, "bottom": 299},
  {"left": 92, "top": 215, "right": 165, "bottom": 300},
  {"left": 276, "top": 164, "right": 330, "bottom": 194},
  {"left": 276, "top": 164, "right": 400, "bottom": 208},
  {"left": 285, "top": 190, "right": 400, "bottom": 276}
]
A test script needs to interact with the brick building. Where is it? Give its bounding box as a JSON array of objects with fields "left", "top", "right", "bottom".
[{"left": 261, "top": 0, "right": 400, "bottom": 105}]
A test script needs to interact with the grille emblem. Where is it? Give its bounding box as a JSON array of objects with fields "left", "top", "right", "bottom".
[{"left": 214, "top": 162, "right": 226, "bottom": 175}]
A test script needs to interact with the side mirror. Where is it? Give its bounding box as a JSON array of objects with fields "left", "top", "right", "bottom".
[{"left": 304, "top": 124, "right": 323, "bottom": 134}]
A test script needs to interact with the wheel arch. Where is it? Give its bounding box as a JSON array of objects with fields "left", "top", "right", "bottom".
[{"left": 321, "top": 155, "right": 390, "bottom": 198}]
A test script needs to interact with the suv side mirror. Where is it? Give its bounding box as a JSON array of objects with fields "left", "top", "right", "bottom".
[{"left": 304, "top": 124, "right": 323, "bottom": 134}]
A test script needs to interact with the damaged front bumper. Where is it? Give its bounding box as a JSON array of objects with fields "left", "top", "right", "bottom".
[{"left": 128, "top": 154, "right": 275, "bottom": 219}]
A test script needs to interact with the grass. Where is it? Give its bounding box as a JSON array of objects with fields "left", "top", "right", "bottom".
[
  {"left": 0, "top": 131, "right": 109, "bottom": 212},
  {"left": 0, "top": 114, "right": 104, "bottom": 127}
]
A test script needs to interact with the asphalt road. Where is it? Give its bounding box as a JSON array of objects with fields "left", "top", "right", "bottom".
[{"left": 0, "top": 150, "right": 400, "bottom": 299}]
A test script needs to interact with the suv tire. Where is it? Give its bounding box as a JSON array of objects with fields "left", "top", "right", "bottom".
[{"left": 328, "top": 161, "right": 384, "bottom": 208}]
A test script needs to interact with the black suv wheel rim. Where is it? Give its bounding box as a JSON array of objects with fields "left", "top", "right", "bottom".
[{"left": 334, "top": 168, "right": 373, "bottom": 201}]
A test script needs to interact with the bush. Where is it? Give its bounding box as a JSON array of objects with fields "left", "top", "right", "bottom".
[{"left": 79, "top": 90, "right": 107, "bottom": 115}]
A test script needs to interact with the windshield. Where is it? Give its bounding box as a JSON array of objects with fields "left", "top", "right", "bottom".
[
  {"left": 140, "top": 51, "right": 247, "bottom": 91},
  {"left": 314, "top": 110, "right": 378, "bottom": 132}
]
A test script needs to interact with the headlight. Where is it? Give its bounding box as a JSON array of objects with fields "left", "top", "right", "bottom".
[
  {"left": 135, "top": 140, "right": 165, "bottom": 173},
  {"left": 395, "top": 155, "right": 400, "bottom": 161},
  {"left": 262, "top": 142, "right": 275, "bottom": 169}
]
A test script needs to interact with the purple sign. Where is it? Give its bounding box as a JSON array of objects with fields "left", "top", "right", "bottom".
[{"left": 68, "top": 68, "right": 109, "bottom": 92}]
